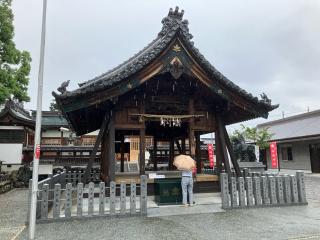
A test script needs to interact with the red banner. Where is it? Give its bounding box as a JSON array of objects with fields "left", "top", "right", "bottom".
[
  {"left": 208, "top": 144, "right": 215, "bottom": 168},
  {"left": 269, "top": 142, "right": 278, "bottom": 169},
  {"left": 35, "top": 144, "right": 41, "bottom": 159}
]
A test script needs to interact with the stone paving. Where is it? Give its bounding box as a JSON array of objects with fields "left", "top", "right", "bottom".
[
  {"left": 0, "top": 189, "right": 27, "bottom": 240},
  {"left": 305, "top": 174, "right": 320, "bottom": 204},
  {"left": 0, "top": 172, "right": 319, "bottom": 240}
]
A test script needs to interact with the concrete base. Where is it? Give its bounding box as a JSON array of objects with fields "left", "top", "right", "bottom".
[{"left": 147, "top": 193, "right": 224, "bottom": 217}]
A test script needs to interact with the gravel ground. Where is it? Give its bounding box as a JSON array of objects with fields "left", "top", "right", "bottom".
[
  {"left": 1, "top": 174, "right": 320, "bottom": 240},
  {"left": 16, "top": 204, "right": 320, "bottom": 240}
]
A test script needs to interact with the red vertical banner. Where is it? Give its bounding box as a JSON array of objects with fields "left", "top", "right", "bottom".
[
  {"left": 208, "top": 144, "right": 215, "bottom": 168},
  {"left": 269, "top": 141, "right": 278, "bottom": 169},
  {"left": 35, "top": 144, "right": 41, "bottom": 160}
]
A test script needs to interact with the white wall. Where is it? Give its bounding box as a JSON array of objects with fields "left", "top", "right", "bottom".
[
  {"left": 266, "top": 139, "right": 320, "bottom": 171},
  {"left": 38, "top": 165, "right": 53, "bottom": 175},
  {"left": 0, "top": 126, "right": 24, "bottom": 130},
  {"left": 0, "top": 143, "right": 23, "bottom": 164},
  {"left": 2, "top": 164, "right": 22, "bottom": 172},
  {"left": 84, "top": 130, "right": 99, "bottom": 136},
  {"left": 42, "top": 130, "right": 61, "bottom": 138}
]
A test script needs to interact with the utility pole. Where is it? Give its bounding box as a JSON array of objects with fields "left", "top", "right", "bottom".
[{"left": 29, "top": 0, "right": 47, "bottom": 239}]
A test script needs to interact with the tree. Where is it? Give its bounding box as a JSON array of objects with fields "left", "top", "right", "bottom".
[
  {"left": 230, "top": 125, "right": 274, "bottom": 162},
  {"left": 0, "top": 0, "right": 31, "bottom": 104},
  {"left": 49, "top": 99, "right": 59, "bottom": 111},
  {"left": 240, "top": 124, "right": 273, "bottom": 149}
]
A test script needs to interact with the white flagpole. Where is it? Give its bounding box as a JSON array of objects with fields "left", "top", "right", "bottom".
[{"left": 29, "top": 0, "right": 47, "bottom": 239}]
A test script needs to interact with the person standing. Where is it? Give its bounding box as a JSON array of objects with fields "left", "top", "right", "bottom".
[{"left": 181, "top": 169, "right": 194, "bottom": 206}]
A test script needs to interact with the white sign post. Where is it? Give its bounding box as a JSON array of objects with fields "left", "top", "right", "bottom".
[
  {"left": 255, "top": 145, "right": 260, "bottom": 162},
  {"left": 29, "top": 0, "right": 47, "bottom": 239}
]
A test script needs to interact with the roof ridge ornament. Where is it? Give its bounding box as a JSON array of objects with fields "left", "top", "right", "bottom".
[
  {"left": 168, "top": 6, "right": 184, "bottom": 20},
  {"left": 57, "top": 80, "right": 70, "bottom": 94},
  {"left": 158, "top": 6, "right": 193, "bottom": 40},
  {"left": 260, "top": 92, "right": 272, "bottom": 105}
]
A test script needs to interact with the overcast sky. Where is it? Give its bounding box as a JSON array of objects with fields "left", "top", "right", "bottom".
[{"left": 11, "top": 0, "right": 320, "bottom": 130}]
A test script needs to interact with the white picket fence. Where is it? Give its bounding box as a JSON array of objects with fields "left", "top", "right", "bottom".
[{"left": 220, "top": 171, "right": 307, "bottom": 209}]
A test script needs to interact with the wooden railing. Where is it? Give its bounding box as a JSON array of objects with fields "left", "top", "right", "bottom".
[
  {"left": 40, "top": 157, "right": 101, "bottom": 166},
  {"left": 39, "top": 137, "right": 96, "bottom": 146}
]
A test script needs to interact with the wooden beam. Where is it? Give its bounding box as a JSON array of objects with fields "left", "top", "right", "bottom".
[
  {"left": 189, "top": 98, "right": 196, "bottom": 157},
  {"left": 83, "top": 112, "right": 109, "bottom": 183},
  {"left": 169, "top": 140, "right": 174, "bottom": 170},
  {"left": 214, "top": 121, "right": 222, "bottom": 174},
  {"left": 222, "top": 125, "right": 242, "bottom": 177},
  {"left": 139, "top": 128, "right": 146, "bottom": 175},
  {"left": 195, "top": 133, "right": 202, "bottom": 173},
  {"left": 153, "top": 137, "right": 158, "bottom": 171},
  {"left": 108, "top": 114, "right": 115, "bottom": 182},
  {"left": 181, "top": 138, "right": 186, "bottom": 154},
  {"left": 120, "top": 134, "right": 125, "bottom": 173},
  {"left": 216, "top": 115, "right": 232, "bottom": 175}
]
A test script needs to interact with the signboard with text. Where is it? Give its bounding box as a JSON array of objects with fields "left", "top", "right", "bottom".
[
  {"left": 269, "top": 142, "right": 278, "bottom": 169},
  {"left": 208, "top": 144, "right": 215, "bottom": 168}
]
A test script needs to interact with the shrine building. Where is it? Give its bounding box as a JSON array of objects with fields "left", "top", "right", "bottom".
[{"left": 53, "top": 7, "right": 278, "bottom": 184}]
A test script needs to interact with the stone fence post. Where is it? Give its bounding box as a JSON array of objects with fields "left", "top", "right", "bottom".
[
  {"left": 140, "top": 175, "right": 147, "bottom": 215},
  {"left": 220, "top": 173, "right": 230, "bottom": 209}
]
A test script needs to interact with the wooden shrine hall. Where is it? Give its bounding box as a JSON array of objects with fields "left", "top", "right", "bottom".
[{"left": 53, "top": 7, "right": 277, "bottom": 184}]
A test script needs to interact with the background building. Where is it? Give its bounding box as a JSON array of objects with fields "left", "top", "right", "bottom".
[{"left": 257, "top": 109, "right": 320, "bottom": 173}]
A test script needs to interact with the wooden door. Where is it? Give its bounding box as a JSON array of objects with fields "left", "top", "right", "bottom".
[{"left": 310, "top": 143, "right": 320, "bottom": 173}]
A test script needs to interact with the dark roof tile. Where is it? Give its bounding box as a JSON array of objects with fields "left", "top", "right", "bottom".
[{"left": 54, "top": 6, "right": 277, "bottom": 111}]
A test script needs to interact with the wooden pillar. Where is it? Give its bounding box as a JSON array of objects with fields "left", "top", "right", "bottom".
[
  {"left": 60, "top": 130, "right": 63, "bottom": 146},
  {"left": 153, "top": 137, "right": 158, "bottom": 171},
  {"left": 100, "top": 130, "right": 109, "bottom": 182},
  {"left": 216, "top": 115, "right": 232, "bottom": 175},
  {"left": 181, "top": 138, "right": 186, "bottom": 154},
  {"left": 139, "top": 127, "right": 145, "bottom": 175},
  {"left": 108, "top": 114, "right": 115, "bottom": 182},
  {"left": 169, "top": 140, "right": 174, "bottom": 170},
  {"left": 222, "top": 125, "right": 242, "bottom": 177},
  {"left": 195, "top": 133, "right": 202, "bottom": 173},
  {"left": 84, "top": 112, "right": 109, "bottom": 183},
  {"left": 120, "top": 134, "right": 125, "bottom": 172},
  {"left": 73, "top": 149, "right": 76, "bottom": 162},
  {"left": 189, "top": 98, "right": 196, "bottom": 157},
  {"left": 214, "top": 118, "right": 223, "bottom": 174}
]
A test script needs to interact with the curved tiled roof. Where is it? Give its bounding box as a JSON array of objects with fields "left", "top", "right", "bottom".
[
  {"left": 54, "top": 7, "right": 277, "bottom": 111},
  {"left": 0, "top": 100, "right": 34, "bottom": 124}
]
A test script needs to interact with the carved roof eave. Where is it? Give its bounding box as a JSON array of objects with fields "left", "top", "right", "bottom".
[{"left": 53, "top": 7, "right": 278, "bottom": 116}]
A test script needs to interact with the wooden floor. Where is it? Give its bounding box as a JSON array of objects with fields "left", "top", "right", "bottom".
[{"left": 114, "top": 171, "right": 220, "bottom": 194}]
